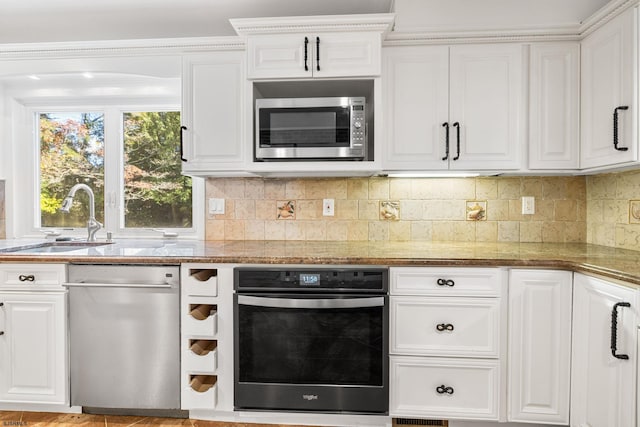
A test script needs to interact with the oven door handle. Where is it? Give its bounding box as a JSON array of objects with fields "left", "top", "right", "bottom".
[{"left": 237, "top": 295, "right": 385, "bottom": 309}]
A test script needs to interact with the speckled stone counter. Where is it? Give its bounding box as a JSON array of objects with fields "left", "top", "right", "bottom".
[{"left": 1, "top": 239, "right": 640, "bottom": 286}]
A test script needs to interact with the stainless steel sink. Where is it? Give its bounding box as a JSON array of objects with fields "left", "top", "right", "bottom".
[{"left": 0, "top": 242, "right": 111, "bottom": 254}]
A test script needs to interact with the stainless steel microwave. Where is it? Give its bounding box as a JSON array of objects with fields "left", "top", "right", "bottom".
[{"left": 255, "top": 97, "right": 366, "bottom": 161}]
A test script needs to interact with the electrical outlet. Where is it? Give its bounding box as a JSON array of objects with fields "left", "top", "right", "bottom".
[
  {"left": 208, "top": 198, "right": 225, "bottom": 215},
  {"left": 323, "top": 199, "right": 335, "bottom": 216},
  {"left": 522, "top": 196, "right": 535, "bottom": 215}
]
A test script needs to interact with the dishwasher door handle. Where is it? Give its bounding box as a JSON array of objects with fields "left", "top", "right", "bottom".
[{"left": 65, "top": 282, "right": 173, "bottom": 289}]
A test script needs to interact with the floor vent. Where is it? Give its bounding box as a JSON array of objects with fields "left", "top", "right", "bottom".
[{"left": 393, "top": 418, "right": 448, "bottom": 426}]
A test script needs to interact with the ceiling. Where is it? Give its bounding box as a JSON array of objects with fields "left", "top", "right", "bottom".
[
  {"left": 0, "top": 0, "right": 612, "bottom": 44},
  {"left": 0, "top": 0, "right": 394, "bottom": 44}
]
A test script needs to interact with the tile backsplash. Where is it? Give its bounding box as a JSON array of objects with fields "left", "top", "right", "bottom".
[
  {"left": 0, "top": 180, "right": 5, "bottom": 239},
  {"left": 205, "top": 176, "right": 587, "bottom": 243},
  {"left": 587, "top": 169, "right": 640, "bottom": 250}
]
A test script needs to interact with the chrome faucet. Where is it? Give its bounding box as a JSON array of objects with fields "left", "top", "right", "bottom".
[{"left": 60, "top": 183, "right": 102, "bottom": 242}]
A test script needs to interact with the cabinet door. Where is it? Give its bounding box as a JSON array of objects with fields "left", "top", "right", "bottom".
[
  {"left": 448, "top": 44, "right": 524, "bottom": 170},
  {"left": 529, "top": 43, "right": 580, "bottom": 170},
  {"left": 247, "top": 34, "right": 311, "bottom": 79},
  {"left": 181, "top": 52, "right": 245, "bottom": 174},
  {"left": 508, "top": 270, "right": 572, "bottom": 424},
  {"left": 247, "top": 33, "right": 380, "bottom": 79},
  {"left": 314, "top": 32, "right": 381, "bottom": 78},
  {"left": 571, "top": 273, "right": 638, "bottom": 427},
  {"left": 581, "top": 7, "right": 637, "bottom": 169},
  {"left": 0, "top": 292, "right": 67, "bottom": 404},
  {"left": 382, "top": 45, "right": 450, "bottom": 170}
]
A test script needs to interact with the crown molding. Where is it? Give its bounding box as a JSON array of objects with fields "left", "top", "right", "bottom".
[
  {"left": 0, "top": 36, "right": 245, "bottom": 59},
  {"left": 384, "top": 24, "right": 581, "bottom": 46},
  {"left": 230, "top": 13, "right": 395, "bottom": 37},
  {"left": 580, "top": 0, "right": 638, "bottom": 36}
]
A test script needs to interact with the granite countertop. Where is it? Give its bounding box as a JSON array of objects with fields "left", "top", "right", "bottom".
[{"left": 1, "top": 239, "right": 640, "bottom": 286}]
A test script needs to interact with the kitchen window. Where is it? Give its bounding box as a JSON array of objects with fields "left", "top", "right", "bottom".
[{"left": 27, "top": 106, "right": 202, "bottom": 239}]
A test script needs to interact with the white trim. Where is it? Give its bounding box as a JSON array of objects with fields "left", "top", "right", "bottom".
[
  {"left": 0, "top": 37, "right": 244, "bottom": 60},
  {"left": 230, "top": 13, "right": 395, "bottom": 37}
]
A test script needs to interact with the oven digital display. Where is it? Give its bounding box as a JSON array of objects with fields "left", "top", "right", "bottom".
[{"left": 299, "top": 273, "right": 321, "bottom": 286}]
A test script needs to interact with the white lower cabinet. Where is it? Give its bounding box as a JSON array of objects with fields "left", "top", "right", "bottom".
[
  {"left": 0, "top": 291, "right": 67, "bottom": 405},
  {"left": 389, "top": 267, "right": 505, "bottom": 422},
  {"left": 570, "top": 273, "right": 638, "bottom": 427},
  {"left": 508, "top": 269, "right": 573, "bottom": 424}
]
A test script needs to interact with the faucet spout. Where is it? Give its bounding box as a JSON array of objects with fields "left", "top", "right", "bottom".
[{"left": 60, "top": 183, "right": 103, "bottom": 242}]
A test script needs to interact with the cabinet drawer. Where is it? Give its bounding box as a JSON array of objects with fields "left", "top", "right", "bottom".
[
  {"left": 391, "top": 267, "right": 502, "bottom": 297},
  {"left": 181, "top": 265, "right": 218, "bottom": 297},
  {"left": 390, "top": 356, "right": 499, "bottom": 420},
  {"left": 0, "top": 264, "right": 66, "bottom": 288},
  {"left": 391, "top": 296, "right": 500, "bottom": 357}
]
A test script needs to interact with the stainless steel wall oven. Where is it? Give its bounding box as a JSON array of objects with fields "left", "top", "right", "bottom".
[{"left": 234, "top": 266, "right": 388, "bottom": 414}]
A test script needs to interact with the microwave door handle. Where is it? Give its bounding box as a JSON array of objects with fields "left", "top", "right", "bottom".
[{"left": 237, "top": 295, "right": 384, "bottom": 309}]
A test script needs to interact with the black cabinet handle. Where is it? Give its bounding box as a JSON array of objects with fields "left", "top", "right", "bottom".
[
  {"left": 442, "top": 122, "right": 450, "bottom": 161},
  {"left": 613, "top": 106, "right": 629, "bottom": 151},
  {"left": 179, "top": 125, "right": 187, "bottom": 162},
  {"left": 611, "top": 301, "right": 631, "bottom": 360},
  {"left": 18, "top": 275, "right": 35, "bottom": 282},
  {"left": 436, "top": 323, "right": 455, "bottom": 332},
  {"left": 304, "top": 37, "right": 309, "bottom": 71},
  {"left": 0, "top": 331, "right": 4, "bottom": 336},
  {"left": 436, "top": 385, "right": 454, "bottom": 395},
  {"left": 452, "top": 122, "right": 461, "bottom": 160},
  {"left": 437, "top": 278, "right": 455, "bottom": 287},
  {"left": 316, "top": 37, "right": 320, "bottom": 72}
]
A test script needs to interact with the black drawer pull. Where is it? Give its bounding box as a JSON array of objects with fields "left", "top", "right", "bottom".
[
  {"left": 611, "top": 301, "right": 631, "bottom": 360},
  {"left": 0, "top": 331, "right": 4, "bottom": 336},
  {"left": 436, "top": 385, "right": 454, "bottom": 395},
  {"left": 613, "top": 106, "right": 629, "bottom": 151},
  {"left": 437, "top": 278, "right": 455, "bottom": 287},
  {"left": 442, "top": 122, "right": 450, "bottom": 161},
  {"left": 19, "top": 275, "right": 35, "bottom": 282},
  {"left": 436, "top": 323, "right": 455, "bottom": 332}
]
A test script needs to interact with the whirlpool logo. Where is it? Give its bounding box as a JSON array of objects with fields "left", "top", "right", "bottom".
[{"left": 302, "top": 394, "right": 319, "bottom": 401}]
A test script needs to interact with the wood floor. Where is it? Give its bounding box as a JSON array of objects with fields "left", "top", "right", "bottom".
[{"left": 0, "top": 411, "right": 316, "bottom": 427}]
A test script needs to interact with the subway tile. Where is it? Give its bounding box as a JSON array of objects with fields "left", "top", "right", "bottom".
[
  {"left": 497, "top": 177, "right": 521, "bottom": 199},
  {"left": 389, "top": 221, "right": 411, "bottom": 241},
  {"left": 305, "top": 179, "right": 328, "bottom": 199},
  {"left": 476, "top": 221, "right": 498, "bottom": 242},
  {"left": 432, "top": 221, "right": 456, "bottom": 241},
  {"left": 245, "top": 220, "right": 265, "bottom": 240},
  {"left": 325, "top": 220, "right": 349, "bottom": 241},
  {"left": 358, "top": 200, "right": 379, "bottom": 220},
  {"left": 520, "top": 178, "right": 543, "bottom": 199},
  {"left": 326, "top": 179, "right": 348, "bottom": 199},
  {"left": 541, "top": 176, "right": 567, "bottom": 199},
  {"left": 296, "top": 200, "right": 322, "bottom": 220},
  {"left": 453, "top": 221, "right": 476, "bottom": 242},
  {"left": 389, "top": 178, "right": 412, "bottom": 199},
  {"left": 347, "top": 221, "right": 369, "bottom": 240},
  {"left": 475, "top": 177, "right": 498, "bottom": 199},
  {"left": 400, "top": 200, "right": 424, "bottom": 221},
  {"left": 285, "top": 221, "right": 306, "bottom": 240},
  {"left": 542, "top": 221, "right": 565, "bottom": 243},
  {"left": 368, "top": 221, "right": 389, "bottom": 241},
  {"left": 264, "top": 180, "right": 286, "bottom": 200},
  {"left": 410, "top": 221, "right": 433, "bottom": 241},
  {"left": 334, "top": 199, "right": 359, "bottom": 220},
  {"left": 264, "top": 220, "right": 286, "bottom": 240},
  {"left": 520, "top": 221, "right": 542, "bottom": 243},
  {"left": 347, "top": 178, "right": 368, "bottom": 199},
  {"left": 368, "top": 177, "right": 390, "bottom": 200},
  {"left": 498, "top": 221, "right": 520, "bottom": 242}
]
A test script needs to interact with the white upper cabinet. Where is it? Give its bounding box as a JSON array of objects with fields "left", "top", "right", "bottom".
[
  {"left": 246, "top": 32, "right": 381, "bottom": 79},
  {"left": 382, "top": 43, "right": 524, "bottom": 171},
  {"left": 581, "top": 7, "right": 638, "bottom": 170},
  {"left": 528, "top": 42, "right": 580, "bottom": 170},
  {"left": 231, "top": 14, "right": 394, "bottom": 80},
  {"left": 571, "top": 273, "right": 638, "bottom": 427},
  {"left": 181, "top": 51, "right": 247, "bottom": 175}
]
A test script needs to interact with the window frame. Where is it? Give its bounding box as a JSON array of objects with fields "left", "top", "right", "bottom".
[{"left": 20, "top": 104, "right": 203, "bottom": 240}]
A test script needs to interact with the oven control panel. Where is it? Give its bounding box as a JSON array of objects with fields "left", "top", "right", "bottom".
[{"left": 234, "top": 267, "right": 388, "bottom": 292}]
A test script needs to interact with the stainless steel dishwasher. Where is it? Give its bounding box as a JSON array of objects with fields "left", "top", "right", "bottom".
[{"left": 67, "top": 264, "right": 181, "bottom": 415}]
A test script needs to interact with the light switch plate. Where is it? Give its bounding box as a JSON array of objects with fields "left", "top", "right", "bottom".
[
  {"left": 209, "top": 198, "right": 225, "bottom": 215},
  {"left": 323, "top": 199, "right": 335, "bottom": 216},
  {"left": 522, "top": 196, "right": 535, "bottom": 215}
]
